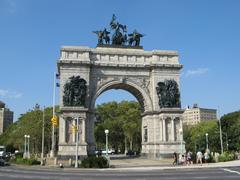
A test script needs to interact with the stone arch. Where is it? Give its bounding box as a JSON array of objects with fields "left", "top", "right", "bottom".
[
  {"left": 57, "top": 46, "right": 184, "bottom": 159},
  {"left": 90, "top": 80, "right": 153, "bottom": 112}
]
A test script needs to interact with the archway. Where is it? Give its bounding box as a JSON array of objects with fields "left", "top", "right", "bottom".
[
  {"left": 91, "top": 80, "right": 153, "bottom": 112},
  {"left": 57, "top": 45, "right": 184, "bottom": 159},
  {"left": 94, "top": 88, "right": 141, "bottom": 155}
]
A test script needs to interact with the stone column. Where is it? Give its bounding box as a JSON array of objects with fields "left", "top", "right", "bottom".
[
  {"left": 63, "top": 118, "right": 66, "bottom": 143},
  {"left": 72, "top": 119, "right": 76, "bottom": 143},
  {"left": 171, "top": 119, "right": 175, "bottom": 141},
  {"left": 162, "top": 118, "right": 166, "bottom": 142},
  {"left": 82, "top": 118, "right": 86, "bottom": 143},
  {"left": 180, "top": 118, "right": 183, "bottom": 132},
  {"left": 159, "top": 116, "right": 163, "bottom": 141},
  {"left": 153, "top": 115, "right": 156, "bottom": 143},
  {"left": 59, "top": 116, "right": 65, "bottom": 144}
]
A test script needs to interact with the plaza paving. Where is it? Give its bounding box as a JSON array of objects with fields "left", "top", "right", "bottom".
[
  {"left": 109, "top": 156, "right": 172, "bottom": 168},
  {"left": 45, "top": 154, "right": 240, "bottom": 170}
]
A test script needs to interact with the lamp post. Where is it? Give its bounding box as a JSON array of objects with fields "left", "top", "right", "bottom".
[
  {"left": 27, "top": 135, "right": 30, "bottom": 159},
  {"left": 105, "top": 129, "right": 109, "bottom": 157},
  {"left": 50, "top": 72, "right": 56, "bottom": 158},
  {"left": 205, "top": 133, "right": 209, "bottom": 150},
  {"left": 23, "top": 135, "right": 27, "bottom": 158},
  {"left": 179, "top": 128, "right": 183, "bottom": 155},
  {"left": 222, "top": 132, "right": 228, "bottom": 151}
]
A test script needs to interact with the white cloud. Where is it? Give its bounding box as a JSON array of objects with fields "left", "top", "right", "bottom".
[
  {"left": 0, "top": 89, "right": 22, "bottom": 99},
  {"left": 184, "top": 68, "right": 209, "bottom": 77}
]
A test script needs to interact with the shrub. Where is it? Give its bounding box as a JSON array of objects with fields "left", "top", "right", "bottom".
[
  {"left": 219, "top": 152, "right": 235, "bottom": 162},
  {"left": 11, "top": 157, "right": 40, "bottom": 165},
  {"left": 81, "top": 156, "right": 108, "bottom": 168},
  {"left": 15, "top": 152, "right": 24, "bottom": 159}
]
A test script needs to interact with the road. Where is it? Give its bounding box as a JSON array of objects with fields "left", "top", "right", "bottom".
[{"left": 0, "top": 166, "right": 240, "bottom": 180}]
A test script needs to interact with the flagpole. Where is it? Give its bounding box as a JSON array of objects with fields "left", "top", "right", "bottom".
[
  {"left": 50, "top": 72, "right": 56, "bottom": 158},
  {"left": 218, "top": 106, "right": 223, "bottom": 154},
  {"left": 41, "top": 106, "right": 45, "bottom": 165}
]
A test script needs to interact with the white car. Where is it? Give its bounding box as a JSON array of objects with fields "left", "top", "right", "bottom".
[
  {"left": 101, "top": 149, "right": 114, "bottom": 155},
  {"left": 0, "top": 146, "right": 6, "bottom": 158}
]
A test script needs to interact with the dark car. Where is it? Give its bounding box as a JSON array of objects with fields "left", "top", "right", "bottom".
[
  {"left": 126, "top": 150, "right": 139, "bottom": 156},
  {"left": 0, "top": 157, "right": 5, "bottom": 166}
]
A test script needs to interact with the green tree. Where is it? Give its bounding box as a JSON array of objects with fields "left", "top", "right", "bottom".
[
  {"left": 94, "top": 101, "right": 141, "bottom": 153},
  {"left": 0, "top": 104, "right": 58, "bottom": 154},
  {"left": 183, "top": 120, "right": 220, "bottom": 153},
  {"left": 221, "top": 111, "right": 240, "bottom": 151}
]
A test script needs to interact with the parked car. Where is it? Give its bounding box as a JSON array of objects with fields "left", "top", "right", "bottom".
[
  {"left": 126, "top": 150, "right": 139, "bottom": 156},
  {"left": 0, "top": 146, "right": 6, "bottom": 158},
  {"left": 0, "top": 157, "right": 5, "bottom": 166},
  {"left": 101, "top": 149, "right": 114, "bottom": 155},
  {"left": 95, "top": 149, "right": 114, "bottom": 155}
]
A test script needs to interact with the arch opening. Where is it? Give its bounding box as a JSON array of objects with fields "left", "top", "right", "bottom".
[
  {"left": 91, "top": 80, "right": 153, "bottom": 113},
  {"left": 93, "top": 83, "right": 145, "bottom": 155}
]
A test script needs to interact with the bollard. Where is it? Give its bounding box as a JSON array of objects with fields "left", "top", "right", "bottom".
[
  {"left": 69, "top": 158, "right": 72, "bottom": 166},
  {"left": 54, "top": 157, "right": 58, "bottom": 166}
]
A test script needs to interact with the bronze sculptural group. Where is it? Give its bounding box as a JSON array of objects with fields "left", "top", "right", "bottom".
[
  {"left": 63, "top": 76, "right": 87, "bottom": 107},
  {"left": 93, "top": 28, "right": 110, "bottom": 45},
  {"left": 156, "top": 79, "right": 181, "bottom": 108},
  {"left": 93, "top": 14, "right": 144, "bottom": 47}
]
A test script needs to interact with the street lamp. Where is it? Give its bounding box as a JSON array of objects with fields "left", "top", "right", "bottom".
[
  {"left": 27, "top": 135, "right": 30, "bottom": 159},
  {"left": 23, "top": 135, "right": 27, "bottom": 158},
  {"left": 105, "top": 129, "right": 109, "bottom": 157},
  {"left": 179, "top": 128, "right": 183, "bottom": 155},
  {"left": 205, "top": 133, "right": 209, "bottom": 150},
  {"left": 222, "top": 132, "right": 228, "bottom": 151}
]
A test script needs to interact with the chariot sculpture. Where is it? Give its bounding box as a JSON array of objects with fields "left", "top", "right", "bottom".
[{"left": 93, "top": 14, "right": 144, "bottom": 47}]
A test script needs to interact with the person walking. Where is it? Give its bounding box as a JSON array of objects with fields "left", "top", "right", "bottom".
[
  {"left": 187, "top": 151, "right": 193, "bottom": 165},
  {"left": 172, "top": 152, "right": 178, "bottom": 165},
  {"left": 196, "top": 150, "right": 203, "bottom": 165},
  {"left": 204, "top": 149, "right": 210, "bottom": 163}
]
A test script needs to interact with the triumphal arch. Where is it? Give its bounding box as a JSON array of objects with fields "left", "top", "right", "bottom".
[{"left": 57, "top": 15, "right": 184, "bottom": 159}]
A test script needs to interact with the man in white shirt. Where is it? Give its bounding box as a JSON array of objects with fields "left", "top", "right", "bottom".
[{"left": 196, "top": 150, "right": 203, "bottom": 165}]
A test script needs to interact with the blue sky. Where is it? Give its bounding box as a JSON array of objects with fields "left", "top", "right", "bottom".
[{"left": 0, "top": 0, "right": 240, "bottom": 120}]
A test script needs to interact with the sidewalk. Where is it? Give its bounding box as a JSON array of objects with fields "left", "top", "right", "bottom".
[
  {"left": 108, "top": 159, "right": 240, "bottom": 171},
  {"left": 11, "top": 159, "right": 240, "bottom": 172}
]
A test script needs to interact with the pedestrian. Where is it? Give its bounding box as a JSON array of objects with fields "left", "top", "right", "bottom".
[
  {"left": 172, "top": 152, "right": 177, "bottom": 165},
  {"left": 181, "top": 154, "right": 185, "bottom": 165},
  {"left": 204, "top": 149, "right": 210, "bottom": 163},
  {"left": 196, "top": 150, "right": 203, "bottom": 165},
  {"left": 187, "top": 151, "right": 192, "bottom": 165}
]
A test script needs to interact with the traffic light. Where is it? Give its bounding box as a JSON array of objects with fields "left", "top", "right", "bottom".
[
  {"left": 72, "top": 125, "right": 77, "bottom": 134},
  {"left": 51, "top": 115, "right": 58, "bottom": 126}
]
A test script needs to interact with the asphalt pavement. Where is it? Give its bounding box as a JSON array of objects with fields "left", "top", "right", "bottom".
[{"left": 0, "top": 165, "right": 240, "bottom": 180}]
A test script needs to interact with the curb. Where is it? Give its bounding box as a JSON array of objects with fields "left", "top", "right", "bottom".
[{"left": 8, "top": 161, "right": 240, "bottom": 172}]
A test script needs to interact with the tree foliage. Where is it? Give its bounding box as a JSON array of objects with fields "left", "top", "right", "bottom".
[
  {"left": 184, "top": 110, "right": 240, "bottom": 153},
  {"left": 221, "top": 111, "right": 240, "bottom": 151},
  {"left": 183, "top": 120, "right": 220, "bottom": 153},
  {"left": 0, "top": 105, "right": 58, "bottom": 154},
  {"left": 94, "top": 101, "right": 141, "bottom": 153}
]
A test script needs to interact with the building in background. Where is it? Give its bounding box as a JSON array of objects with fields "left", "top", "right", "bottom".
[
  {"left": 0, "top": 101, "right": 14, "bottom": 135},
  {"left": 183, "top": 104, "right": 217, "bottom": 125}
]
